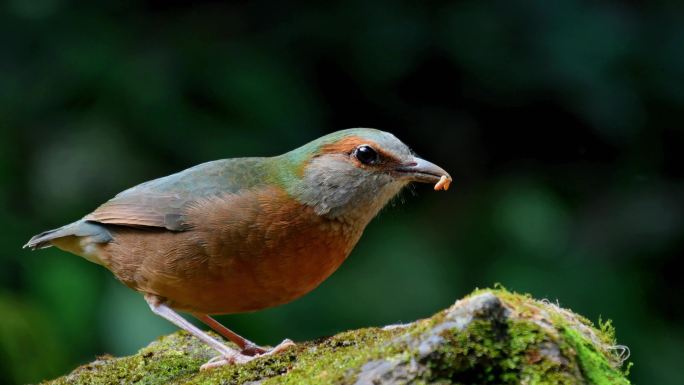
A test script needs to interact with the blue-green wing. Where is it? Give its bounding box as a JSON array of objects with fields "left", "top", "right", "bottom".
[{"left": 84, "top": 158, "right": 269, "bottom": 231}]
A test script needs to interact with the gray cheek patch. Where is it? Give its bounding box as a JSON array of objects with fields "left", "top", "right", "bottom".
[{"left": 293, "top": 155, "right": 405, "bottom": 220}]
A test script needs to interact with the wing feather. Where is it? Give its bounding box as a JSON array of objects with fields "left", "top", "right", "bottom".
[
  {"left": 84, "top": 193, "right": 191, "bottom": 230},
  {"left": 83, "top": 158, "right": 270, "bottom": 231}
]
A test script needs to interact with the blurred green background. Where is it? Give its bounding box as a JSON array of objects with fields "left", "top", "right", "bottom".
[{"left": 1, "top": 1, "right": 683, "bottom": 384}]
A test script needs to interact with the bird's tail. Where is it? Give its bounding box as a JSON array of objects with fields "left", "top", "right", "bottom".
[
  {"left": 24, "top": 220, "right": 112, "bottom": 250},
  {"left": 24, "top": 225, "right": 72, "bottom": 250}
]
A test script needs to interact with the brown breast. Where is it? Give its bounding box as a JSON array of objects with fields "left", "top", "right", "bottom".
[{"left": 97, "top": 186, "right": 364, "bottom": 314}]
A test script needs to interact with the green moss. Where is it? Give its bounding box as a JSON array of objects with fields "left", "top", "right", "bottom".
[
  {"left": 41, "top": 332, "right": 215, "bottom": 385},
  {"left": 263, "top": 328, "right": 403, "bottom": 385},
  {"left": 438, "top": 288, "right": 630, "bottom": 385},
  {"left": 40, "top": 289, "right": 632, "bottom": 385},
  {"left": 424, "top": 319, "right": 577, "bottom": 384},
  {"left": 563, "top": 328, "right": 630, "bottom": 385},
  {"left": 597, "top": 317, "right": 617, "bottom": 345}
]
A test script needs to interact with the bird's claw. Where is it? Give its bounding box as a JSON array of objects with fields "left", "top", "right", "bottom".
[
  {"left": 267, "top": 338, "right": 296, "bottom": 355},
  {"left": 200, "top": 353, "right": 253, "bottom": 370},
  {"left": 200, "top": 339, "right": 296, "bottom": 370}
]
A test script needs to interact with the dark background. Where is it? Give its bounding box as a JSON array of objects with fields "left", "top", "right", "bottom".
[{"left": 1, "top": 1, "right": 682, "bottom": 384}]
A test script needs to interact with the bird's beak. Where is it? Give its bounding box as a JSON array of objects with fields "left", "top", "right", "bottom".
[{"left": 394, "top": 157, "right": 452, "bottom": 190}]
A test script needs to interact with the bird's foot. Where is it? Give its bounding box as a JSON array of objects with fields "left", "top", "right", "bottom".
[
  {"left": 240, "top": 338, "right": 296, "bottom": 356},
  {"left": 263, "top": 338, "right": 296, "bottom": 355},
  {"left": 200, "top": 339, "right": 296, "bottom": 370},
  {"left": 200, "top": 352, "right": 254, "bottom": 370}
]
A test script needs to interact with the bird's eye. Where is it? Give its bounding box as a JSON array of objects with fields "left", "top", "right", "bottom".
[{"left": 354, "top": 145, "right": 379, "bottom": 165}]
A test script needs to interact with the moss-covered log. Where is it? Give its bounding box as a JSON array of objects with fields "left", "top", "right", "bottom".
[{"left": 40, "top": 289, "right": 631, "bottom": 384}]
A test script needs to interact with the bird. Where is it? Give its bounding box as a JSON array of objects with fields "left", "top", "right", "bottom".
[{"left": 24, "top": 128, "right": 451, "bottom": 369}]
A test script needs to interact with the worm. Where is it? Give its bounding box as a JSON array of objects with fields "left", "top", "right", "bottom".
[{"left": 434, "top": 175, "right": 451, "bottom": 191}]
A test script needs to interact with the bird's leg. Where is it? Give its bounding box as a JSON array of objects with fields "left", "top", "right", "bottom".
[
  {"left": 192, "top": 313, "right": 265, "bottom": 355},
  {"left": 144, "top": 294, "right": 253, "bottom": 368},
  {"left": 193, "top": 313, "right": 295, "bottom": 357}
]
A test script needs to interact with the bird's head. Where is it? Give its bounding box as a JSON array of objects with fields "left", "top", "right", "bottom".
[{"left": 279, "top": 128, "right": 451, "bottom": 222}]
